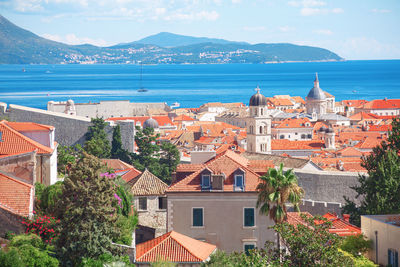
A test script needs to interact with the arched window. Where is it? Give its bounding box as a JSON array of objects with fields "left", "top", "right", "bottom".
[
  {"left": 260, "top": 126, "right": 263, "bottom": 134},
  {"left": 261, "top": 108, "right": 263, "bottom": 115}
]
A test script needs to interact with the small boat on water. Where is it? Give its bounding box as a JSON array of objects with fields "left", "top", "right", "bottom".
[
  {"left": 22, "top": 68, "right": 26, "bottom": 72},
  {"left": 137, "top": 62, "right": 148, "bottom": 92},
  {"left": 170, "top": 102, "right": 180, "bottom": 108}
]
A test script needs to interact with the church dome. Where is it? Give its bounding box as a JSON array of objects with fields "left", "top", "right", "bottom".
[
  {"left": 307, "top": 73, "right": 326, "bottom": 100},
  {"left": 249, "top": 87, "right": 267, "bottom": 106},
  {"left": 143, "top": 117, "right": 159, "bottom": 129}
]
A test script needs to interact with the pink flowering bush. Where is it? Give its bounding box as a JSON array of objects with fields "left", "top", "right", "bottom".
[{"left": 22, "top": 213, "right": 60, "bottom": 244}]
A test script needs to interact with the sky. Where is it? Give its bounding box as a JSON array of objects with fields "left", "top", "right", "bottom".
[{"left": 1, "top": 0, "right": 400, "bottom": 60}]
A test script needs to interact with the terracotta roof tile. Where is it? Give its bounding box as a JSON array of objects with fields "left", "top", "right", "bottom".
[
  {"left": 168, "top": 150, "right": 258, "bottom": 192},
  {"left": 274, "top": 117, "right": 312, "bottom": 129},
  {"left": 136, "top": 231, "right": 216, "bottom": 263},
  {"left": 272, "top": 139, "right": 325, "bottom": 150},
  {"left": 174, "top": 115, "right": 195, "bottom": 121},
  {"left": 101, "top": 159, "right": 134, "bottom": 171},
  {"left": 118, "top": 168, "right": 142, "bottom": 183},
  {"left": 6, "top": 122, "right": 54, "bottom": 132},
  {"left": 358, "top": 99, "right": 400, "bottom": 110},
  {"left": 129, "top": 169, "right": 168, "bottom": 196},
  {"left": 0, "top": 172, "right": 33, "bottom": 217},
  {"left": 354, "top": 136, "right": 384, "bottom": 149},
  {"left": 0, "top": 121, "right": 53, "bottom": 155},
  {"left": 286, "top": 212, "right": 361, "bottom": 237}
]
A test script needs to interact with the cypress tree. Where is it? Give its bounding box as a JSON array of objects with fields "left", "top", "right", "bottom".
[
  {"left": 111, "top": 124, "right": 131, "bottom": 163},
  {"left": 84, "top": 118, "right": 111, "bottom": 158},
  {"left": 56, "top": 153, "right": 121, "bottom": 266}
]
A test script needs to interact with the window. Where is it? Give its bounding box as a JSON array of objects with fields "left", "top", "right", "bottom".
[
  {"left": 307, "top": 134, "right": 312, "bottom": 139},
  {"left": 235, "top": 174, "right": 244, "bottom": 190},
  {"left": 280, "top": 135, "right": 285, "bottom": 139},
  {"left": 260, "top": 126, "right": 262, "bottom": 134},
  {"left": 138, "top": 197, "right": 147, "bottom": 211},
  {"left": 388, "top": 249, "right": 399, "bottom": 267},
  {"left": 244, "top": 208, "right": 255, "bottom": 227},
  {"left": 202, "top": 174, "right": 211, "bottom": 189},
  {"left": 301, "top": 134, "right": 306, "bottom": 139},
  {"left": 158, "top": 197, "right": 167, "bottom": 210},
  {"left": 244, "top": 243, "right": 256, "bottom": 255},
  {"left": 192, "top": 208, "right": 203, "bottom": 227}
]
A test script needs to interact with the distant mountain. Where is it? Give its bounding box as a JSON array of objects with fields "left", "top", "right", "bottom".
[
  {"left": 127, "top": 32, "right": 249, "bottom": 47},
  {"left": 0, "top": 15, "right": 343, "bottom": 64}
]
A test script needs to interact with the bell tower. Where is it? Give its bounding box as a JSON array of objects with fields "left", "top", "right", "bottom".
[{"left": 246, "top": 87, "right": 271, "bottom": 154}]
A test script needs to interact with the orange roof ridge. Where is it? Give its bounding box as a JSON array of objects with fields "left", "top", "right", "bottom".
[
  {"left": 0, "top": 171, "right": 33, "bottom": 189},
  {"left": 0, "top": 121, "right": 53, "bottom": 155},
  {"left": 6, "top": 121, "right": 54, "bottom": 131}
]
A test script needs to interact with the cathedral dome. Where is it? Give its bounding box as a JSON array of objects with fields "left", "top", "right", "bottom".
[
  {"left": 307, "top": 73, "right": 326, "bottom": 100},
  {"left": 143, "top": 117, "right": 159, "bottom": 129},
  {"left": 249, "top": 87, "right": 267, "bottom": 106}
]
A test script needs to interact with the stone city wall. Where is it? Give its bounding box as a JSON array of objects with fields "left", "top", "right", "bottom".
[
  {"left": 294, "top": 168, "right": 361, "bottom": 215},
  {"left": 48, "top": 100, "right": 170, "bottom": 118},
  {"left": 0, "top": 208, "right": 24, "bottom": 236},
  {"left": 0, "top": 103, "right": 135, "bottom": 152}
]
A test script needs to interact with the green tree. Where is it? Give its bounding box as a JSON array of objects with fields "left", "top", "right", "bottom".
[
  {"left": 111, "top": 124, "right": 131, "bottom": 163},
  {"left": 56, "top": 152, "right": 121, "bottom": 266},
  {"left": 57, "top": 144, "right": 83, "bottom": 176},
  {"left": 84, "top": 118, "right": 111, "bottom": 158},
  {"left": 204, "top": 249, "right": 275, "bottom": 267},
  {"left": 343, "top": 117, "right": 400, "bottom": 226},
  {"left": 0, "top": 234, "right": 59, "bottom": 267},
  {"left": 256, "top": 163, "right": 304, "bottom": 249},
  {"left": 159, "top": 142, "right": 180, "bottom": 183},
  {"left": 133, "top": 127, "right": 180, "bottom": 183},
  {"left": 274, "top": 215, "right": 353, "bottom": 267},
  {"left": 35, "top": 181, "right": 63, "bottom": 216}
]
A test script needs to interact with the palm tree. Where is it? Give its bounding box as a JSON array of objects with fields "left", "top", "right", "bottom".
[{"left": 256, "top": 163, "right": 304, "bottom": 250}]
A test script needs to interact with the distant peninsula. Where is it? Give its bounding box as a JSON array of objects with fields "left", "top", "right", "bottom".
[{"left": 0, "top": 15, "right": 343, "bottom": 64}]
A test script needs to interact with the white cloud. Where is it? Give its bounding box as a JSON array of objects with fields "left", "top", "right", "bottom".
[
  {"left": 164, "top": 10, "right": 219, "bottom": 21},
  {"left": 242, "top": 26, "right": 266, "bottom": 32},
  {"left": 288, "top": 0, "right": 343, "bottom": 16},
  {"left": 41, "top": 33, "right": 110, "bottom": 46},
  {"left": 313, "top": 29, "right": 332, "bottom": 35},
  {"left": 371, "top": 8, "right": 391, "bottom": 13},
  {"left": 279, "top": 26, "right": 295, "bottom": 32}
]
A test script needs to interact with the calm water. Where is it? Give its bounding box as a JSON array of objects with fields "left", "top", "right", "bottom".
[{"left": 0, "top": 60, "right": 399, "bottom": 109}]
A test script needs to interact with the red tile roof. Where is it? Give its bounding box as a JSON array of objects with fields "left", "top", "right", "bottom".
[
  {"left": 274, "top": 117, "right": 312, "bottom": 129},
  {"left": 106, "top": 116, "right": 173, "bottom": 127},
  {"left": 0, "top": 121, "right": 53, "bottom": 155},
  {"left": 0, "top": 172, "right": 33, "bottom": 217},
  {"left": 173, "top": 115, "right": 195, "bottom": 121},
  {"left": 349, "top": 112, "right": 380, "bottom": 121},
  {"left": 101, "top": 159, "right": 134, "bottom": 171},
  {"left": 168, "top": 150, "right": 259, "bottom": 192},
  {"left": 286, "top": 212, "right": 361, "bottom": 237},
  {"left": 6, "top": 122, "right": 54, "bottom": 132},
  {"left": 117, "top": 168, "right": 142, "bottom": 183},
  {"left": 368, "top": 124, "right": 392, "bottom": 132},
  {"left": 341, "top": 100, "right": 368, "bottom": 107},
  {"left": 272, "top": 139, "right": 325, "bottom": 150},
  {"left": 354, "top": 136, "right": 384, "bottom": 149},
  {"left": 335, "top": 147, "right": 364, "bottom": 157},
  {"left": 136, "top": 231, "right": 216, "bottom": 263},
  {"left": 358, "top": 99, "right": 400, "bottom": 110},
  {"left": 292, "top": 96, "right": 306, "bottom": 104}
]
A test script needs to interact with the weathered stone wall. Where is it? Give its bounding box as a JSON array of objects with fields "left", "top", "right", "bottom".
[
  {"left": 134, "top": 196, "right": 167, "bottom": 237},
  {"left": 295, "top": 169, "right": 360, "bottom": 204},
  {"left": 294, "top": 169, "right": 361, "bottom": 215},
  {"left": 0, "top": 151, "right": 36, "bottom": 185},
  {"left": 0, "top": 208, "right": 24, "bottom": 236},
  {"left": 0, "top": 103, "right": 135, "bottom": 152}
]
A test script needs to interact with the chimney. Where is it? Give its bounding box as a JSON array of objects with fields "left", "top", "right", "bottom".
[
  {"left": 171, "top": 172, "right": 177, "bottom": 183},
  {"left": 343, "top": 214, "right": 350, "bottom": 223}
]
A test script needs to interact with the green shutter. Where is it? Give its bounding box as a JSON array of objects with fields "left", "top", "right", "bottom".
[
  {"left": 193, "top": 208, "right": 203, "bottom": 227},
  {"left": 244, "top": 244, "right": 255, "bottom": 255},
  {"left": 244, "top": 208, "right": 255, "bottom": 227}
]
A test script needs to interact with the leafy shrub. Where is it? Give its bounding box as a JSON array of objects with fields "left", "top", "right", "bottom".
[
  {"left": 341, "top": 234, "right": 372, "bottom": 257},
  {"left": 0, "top": 234, "right": 59, "bottom": 267}
]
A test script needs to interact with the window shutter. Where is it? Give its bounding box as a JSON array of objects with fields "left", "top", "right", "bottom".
[
  {"left": 244, "top": 208, "right": 255, "bottom": 227},
  {"left": 193, "top": 208, "right": 203, "bottom": 227},
  {"left": 389, "top": 249, "right": 392, "bottom": 265},
  {"left": 395, "top": 250, "right": 398, "bottom": 267}
]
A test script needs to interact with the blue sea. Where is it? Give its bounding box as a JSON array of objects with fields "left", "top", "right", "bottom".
[{"left": 0, "top": 60, "right": 399, "bottom": 109}]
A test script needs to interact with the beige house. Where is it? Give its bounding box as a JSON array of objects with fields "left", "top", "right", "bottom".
[
  {"left": 166, "top": 150, "right": 276, "bottom": 253},
  {"left": 361, "top": 214, "right": 400, "bottom": 267},
  {"left": 129, "top": 169, "right": 168, "bottom": 243}
]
